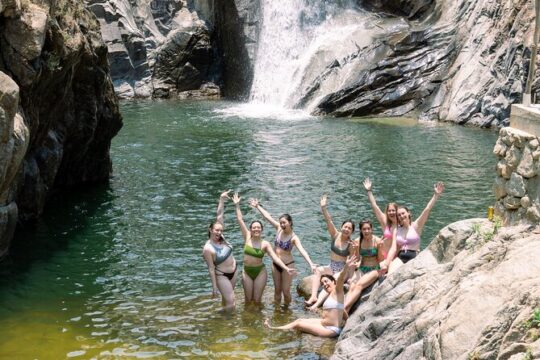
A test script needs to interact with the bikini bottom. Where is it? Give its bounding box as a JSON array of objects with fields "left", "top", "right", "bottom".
[
  {"left": 324, "top": 325, "right": 342, "bottom": 337},
  {"left": 215, "top": 264, "right": 237, "bottom": 281},
  {"left": 244, "top": 264, "right": 265, "bottom": 280},
  {"left": 398, "top": 249, "right": 418, "bottom": 263},
  {"left": 272, "top": 261, "right": 295, "bottom": 273}
]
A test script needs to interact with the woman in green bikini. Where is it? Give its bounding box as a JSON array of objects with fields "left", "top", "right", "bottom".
[
  {"left": 343, "top": 219, "right": 385, "bottom": 313},
  {"left": 232, "top": 193, "right": 296, "bottom": 304}
]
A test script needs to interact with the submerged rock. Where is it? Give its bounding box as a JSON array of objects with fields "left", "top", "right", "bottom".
[{"left": 332, "top": 219, "right": 540, "bottom": 359}]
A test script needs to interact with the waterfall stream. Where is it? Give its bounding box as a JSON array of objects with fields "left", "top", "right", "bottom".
[{"left": 248, "top": 0, "right": 368, "bottom": 110}]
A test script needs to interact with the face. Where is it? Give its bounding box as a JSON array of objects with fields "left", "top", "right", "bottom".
[
  {"left": 211, "top": 223, "right": 223, "bottom": 241},
  {"left": 341, "top": 222, "right": 354, "bottom": 237},
  {"left": 361, "top": 224, "right": 372, "bottom": 238},
  {"left": 397, "top": 208, "right": 410, "bottom": 225},
  {"left": 387, "top": 206, "right": 397, "bottom": 219},
  {"left": 250, "top": 222, "right": 262, "bottom": 237},
  {"left": 279, "top": 218, "right": 290, "bottom": 230},
  {"left": 321, "top": 277, "right": 335, "bottom": 293}
]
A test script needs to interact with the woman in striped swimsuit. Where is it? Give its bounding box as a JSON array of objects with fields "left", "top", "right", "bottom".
[{"left": 249, "top": 198, "right": 316, "bottom": 304}]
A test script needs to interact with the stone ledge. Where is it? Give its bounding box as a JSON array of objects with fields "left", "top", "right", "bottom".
[{"left": 510, "top": 104, "right": 540, "bottom": 136}]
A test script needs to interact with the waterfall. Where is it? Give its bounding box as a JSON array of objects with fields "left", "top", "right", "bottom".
[{"left": 249, "top": 0, "right": 361, "bottom": 109}]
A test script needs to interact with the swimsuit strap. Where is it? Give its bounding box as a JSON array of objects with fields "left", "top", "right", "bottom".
[
  {"left": 323, "top": 295, "right": 344, "bottom": 310},
  {"left": 274, "top": 231, "right": 294, "bottom": 251},
  {"left": 211, "top": 242, "right": 233, "bottom": 266},
  {"left": 244, "top": 244, "right": 265, "bottom": 258},
  {"left": 330, "top": 234, "right": 350, "bottom": 257}
]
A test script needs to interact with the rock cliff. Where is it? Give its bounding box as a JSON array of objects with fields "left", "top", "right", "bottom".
[
  {"left": 0, "top": 0, "right": 122, "bottom": 256},
  {"left": 332, "top": 219, "right": 540, "bottom": 359}
]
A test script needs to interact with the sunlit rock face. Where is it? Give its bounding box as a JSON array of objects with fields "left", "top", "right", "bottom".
[
  {"left": 87, "top": 0, "right": 223, "bottom": 99},
  {"left": 0, "top": 0, "right": 122, "bottom": 255},
  {"left": 301, "top": 0, "right": 535, "bottom": 126}
]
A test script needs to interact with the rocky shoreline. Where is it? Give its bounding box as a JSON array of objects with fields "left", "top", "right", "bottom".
[{"left": 331, "top": 219, "right": 540, "bottom": 359}]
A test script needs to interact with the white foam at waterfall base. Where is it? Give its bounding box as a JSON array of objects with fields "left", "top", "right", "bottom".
[{"left": 215, "top": 102, "right": 315, "bottom": 121}]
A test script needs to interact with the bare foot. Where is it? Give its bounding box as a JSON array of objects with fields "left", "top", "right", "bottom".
[{"left": 264, "top": 318, "right": 271, "bottom": 329}]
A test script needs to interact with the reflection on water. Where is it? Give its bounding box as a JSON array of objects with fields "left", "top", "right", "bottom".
[{"left": 0, "top": 100, "right": 497, "bottom": 358}]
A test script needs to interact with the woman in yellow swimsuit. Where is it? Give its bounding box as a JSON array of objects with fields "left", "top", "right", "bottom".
[{"left": 232, "top": 193, "right": 295, "bottom": 304}]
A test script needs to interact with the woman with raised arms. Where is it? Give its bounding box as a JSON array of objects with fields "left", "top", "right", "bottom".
[
  {"left": 249, "top": 198, "right": 317, "bottom": 304},
  {"left": 389, "top": 182, "right": 445, "bottom": 273},
  {"left": 202, "top": 190, "right": 237, "bottom": 310},
  {"left": 264, "top": 256, "right": 357, "bottom": 337},
  {"left": 232, "top": 193, "right": 295, "bottom": 304},
  {"left": 304, "top": 194, "right": 357, "bottom": 308}
]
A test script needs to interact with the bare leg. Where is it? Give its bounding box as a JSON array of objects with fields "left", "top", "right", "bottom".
[
  {"left": 344, "top": 270, "right": 379, "bottom": 312},
  {"left": 216, "top": 274, "right": 236, "bottom": 310},
  {"left": 243, "top": 271, "right": 254, "bottom": 303},
  {"left": 281, "top": 266, "right": 294, "bottom": 305},
  {"left": 264, "top": 318, "right": 337, "bottom": 337},
  {"left": 252, "top": 267, "right": 268, "bottom": 303},
  {"left": 272, "top": 264, "right": 282, "bottom": 303}
]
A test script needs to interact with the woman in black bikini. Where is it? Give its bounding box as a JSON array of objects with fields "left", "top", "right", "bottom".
[
  {"left": 249, "top": 198, "right": 317, "bottom": 304},
  {"left": 202, "top": 190, "right": 237, "bottom": 310}
]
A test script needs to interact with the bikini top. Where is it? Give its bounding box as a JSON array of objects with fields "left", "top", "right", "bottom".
[
  {"left": 383, "top": 225, "right": 393, "bottom": 240},
  {"left": 275, "top": 232, "right": 293, "bottom": 251},
  {"left": 331, "top": 234, "right": 350, "bottom": 257},
  {"left": 323, "top": 296, "right": 344, "bottom": 310},
  {"left": 211, "top": 242, "right": 233, "bottom": 266},
  {"left": 244, "top": 244, "right": 265, "bottom": 258},
  {"left": 360, "top": 247, "right": 377, "bottom": 257},
  {"left": 396, "top": 226, "right": 420, "bottom": 250}
]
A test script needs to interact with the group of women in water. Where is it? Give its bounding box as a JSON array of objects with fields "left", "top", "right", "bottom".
[{"left": 202, "top": 178, "right": 445, "bottom": 337}]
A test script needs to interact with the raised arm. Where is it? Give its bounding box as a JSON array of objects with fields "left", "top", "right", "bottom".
[
  {"left": 202, "top": 245, "right": 219, "bottom": 297},
  {"left": 292, "top": 236, "right": 317, "bottom": 272},
  {"left": 414, "top": 182, "right": 444, "bottom": 234},
  {"left": 249, "top": 198, "right": 280, "bottom": 229},
  {"left": 337, "top": 256, "right": 358, "bottom": 296},
  {"left": 216, "top": 190, "right": 231, "bottom": 224},
  {"left": 320, "top": 194, "right": 338, "bottom": 238},
  {"left": 384, "top": 227, "right": 398, "bottom": 271},
  {"left": 363, "top": 178, "right": 386, "bottom": 228},
  {"left": 232, "top": 193, "right": 249, "bottom": 241}
]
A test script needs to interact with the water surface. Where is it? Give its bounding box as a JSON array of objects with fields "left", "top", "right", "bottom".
[{"left": 0, "top": 100, "right": 498, "bottom": 359}]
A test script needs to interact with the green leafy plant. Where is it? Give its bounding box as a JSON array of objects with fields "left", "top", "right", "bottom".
[
  {"left": 467, "top": 218, "right": 502, "bottom": 249},
  {"left": 524, "top": 309, "right": 540, "bottom": 329},
  {"left": 524, "top": 347, "right": 533, "bottom": 360}
]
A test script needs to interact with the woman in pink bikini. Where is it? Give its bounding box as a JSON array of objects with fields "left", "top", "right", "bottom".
[
  {"left": 363, "top": 177, "right": 399, "bottom": 272},
  {"left": 388, "top": 182, "right": 445, "bottom": 273},
  {"left": 249, "top": 198, "right": 317, "bottom": 304}
]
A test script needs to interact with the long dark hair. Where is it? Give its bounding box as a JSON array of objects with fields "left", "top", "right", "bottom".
[
  {"left": 341, "top": 219, "right": 355, "bottom": 232},
  {"left": 398, "top": 206, "right": 412, "bottom": 225},
  {"left": 359, "top": 219, "right": 373, "bottom": 246},
  {"left": 250, "top": 220, "right": 264, "bottom": 231},
  {"left": 208, "top": 220, "right": 224, "bottom": 242},
  {"left": 320, "top": 274, "right": 336, "bottom": 284},
  {"left": 279, "top": 214, "right": 293, "bottom": 227}
]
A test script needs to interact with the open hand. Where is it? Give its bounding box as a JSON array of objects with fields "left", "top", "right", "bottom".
[
  {"left": 434, "top": 182, "right": 445, "bottom": 195},
  {"left": 248, "top": 198, "right": 259, "bottom": 208},
  {"left": 363, "top": 178, "right": 372, "bottom": 191},
  {"left": 232, "top": 192, "right": 241, "bottom": 205},
  {"left": 220, "top": 190, "right": 231, "bottom": 200},
  {"left": 320, "top": 194, "right": 328, "bottom": 208}
]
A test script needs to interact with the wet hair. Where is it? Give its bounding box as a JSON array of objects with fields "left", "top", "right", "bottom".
[
  {"left": 341, "top": 219, "right": 355, "bottom": 232},
  {"left": 385, "top": 203, "right": 399, "bottom": 226},
  {"left": 208, "top": 220, "right": 224, "bottom": 241},
  {"left": 279, "top": 214, "right": 293, "bottom": 227},
  {"left": 359, "top": 219, "right": 373, "bottom": 244},
  {"left": 397, "top": 206, "right": 412, "bottom": 224},
  {"left": 250, "top": 220, "right": 264, "bottom": 231},
  {"left": 320, "top": 274, "right": 336, "bottom": 285}
]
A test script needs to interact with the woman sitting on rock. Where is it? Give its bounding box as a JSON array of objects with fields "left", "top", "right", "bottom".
[
  {"left": 202, "top": 190, "right": 237, "bottom": 310},
  {"left": 343, "top": 219, "right": 385, "bottom": 313},
  {"left": 363, "top": 177, "right": 399, "bottom": 269},
  {"left": 304, "top": 194, "right": 356, "bottom": 308},
  {"left": 389, "top": 182, "right": 445, "bottom": 273},
  {"left": 249, "top": 198, "right": 317, "bottom": 304},
  {"left": 232, "top": 193, "right": 295, "bottom": 304},
  {"left": 265, "top": 256, "right": 357, "bottom": 337}
]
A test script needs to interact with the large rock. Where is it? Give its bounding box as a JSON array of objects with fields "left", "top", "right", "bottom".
[
  {"left": 332, "top": 220, "right": 540, "bottom": 359},
  {"left": 88, "top": 0, "right": 222, "bottom": 98},
  {"left": 0, "top": 0, "right": 122, "bottom": 251}
]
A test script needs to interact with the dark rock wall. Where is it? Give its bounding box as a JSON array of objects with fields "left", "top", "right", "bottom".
[{"left": 0, "top": 0, "right": 122, "bottom": 255}]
